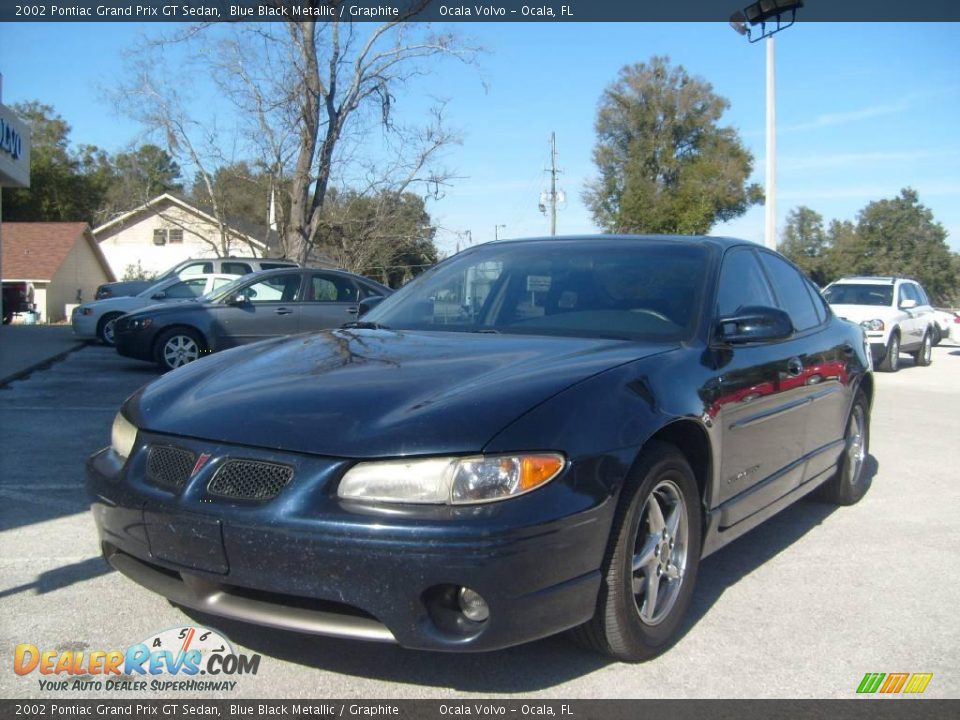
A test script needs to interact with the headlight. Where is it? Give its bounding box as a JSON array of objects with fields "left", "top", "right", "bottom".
[
  {"left": 338, "top": 453, "right": 565, "bottom": 505},
  {"left": 859, "top": 319, "right": 884, "bottom": 332},
  {"left": 111, "top": 412, "right": 138, "bottom": 461},
  {"left": 129, "top": 318, "right": 153, "bottom": 330}
]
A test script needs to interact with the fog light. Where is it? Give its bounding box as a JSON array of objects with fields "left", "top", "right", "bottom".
[{"left": 457, "top": 587, "right": 490, "bottom": 622}]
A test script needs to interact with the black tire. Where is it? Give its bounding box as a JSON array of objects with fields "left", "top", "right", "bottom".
[
  {"left": 931, "top": 325, "right": 942, "bottom": 346},
  {"left": 913, "top": 331, "right": 933, "bottom": 367},
  {"left": 877, "top": 332, "right": 900, "bottom": 373},
  {"left": 154, "top": 327, "right": 205, "bottom": 372},
  {"left": 96, "top": 312, "right": 124, "bottom": 346},
  {"left": 819, "top": 390, "right": 870, "bottom": 506},
  {"left": 571, "top": 441, "right": 701, "bottom": 662}
]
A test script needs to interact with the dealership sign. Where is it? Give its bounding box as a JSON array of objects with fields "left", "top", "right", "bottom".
[{"left": 0, "top": 103, "right": 30, "bottom": 187}]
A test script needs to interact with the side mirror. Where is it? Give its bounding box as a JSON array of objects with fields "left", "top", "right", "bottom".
[
  {"left": 717, "top": 306, "right": 794, "bottom": 344},
  {"left": 900, "top": 298, "right": 917, "bottom": 310},
  {"left": 151, "top": 291, "right": 167, "bottom": 300},
  {"left": 227, "top": 293, "right": 248, "bottom": 306},
  {"left": 357, "top": 295, "right": 385, "bottom": 317}
]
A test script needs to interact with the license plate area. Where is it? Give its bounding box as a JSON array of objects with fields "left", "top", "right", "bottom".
[{"left": 143, "top": 509, "right": 228, "bottom": 575}]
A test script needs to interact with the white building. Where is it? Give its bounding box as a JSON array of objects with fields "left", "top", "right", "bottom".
[{"left": 93, "top": 194, "right": 270, "bottom": 279}]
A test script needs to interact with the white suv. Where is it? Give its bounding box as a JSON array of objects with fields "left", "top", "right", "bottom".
[{"left": 823, "top": 276, "right": 936, "bottom": 372}]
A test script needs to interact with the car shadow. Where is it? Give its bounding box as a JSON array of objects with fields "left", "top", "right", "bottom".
[
  {"left": 679, "top": 454, "right": 879, "bottom": 639},
  {"left": 0, "top": 557, "right": 114, "bottom": 600},
  {"left": 174, "top": 455, "right": 879, "bottom": 692}
]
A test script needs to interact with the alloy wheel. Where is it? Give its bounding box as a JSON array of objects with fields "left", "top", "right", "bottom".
[
  {"left": 846, "top": 404, "right": 867, "bottom": 485},
  {"left": 631, "top": 479, "right": 689, "bottom": 626},
  {"left": 163, "top": 335, "right": 200, "bottom": 369}
]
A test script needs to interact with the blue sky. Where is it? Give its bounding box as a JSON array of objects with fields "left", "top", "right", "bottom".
[{"left": 1, "top": 21, "right": 958, "bottom": 255}]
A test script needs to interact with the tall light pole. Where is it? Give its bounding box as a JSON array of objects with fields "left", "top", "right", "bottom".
[
  {"left": 765, "top": 37, "right": 776, "bottom": 250},
  {"left": 494, "top": 224, "right": 506, "bottom": 241},
  {"left": 730, "top": 0, "right": 803, "bottom": 250}
]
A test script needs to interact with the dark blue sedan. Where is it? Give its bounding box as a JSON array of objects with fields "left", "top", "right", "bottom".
[{"left": 87, "top": 236, "right": 873, "bottom": 661}]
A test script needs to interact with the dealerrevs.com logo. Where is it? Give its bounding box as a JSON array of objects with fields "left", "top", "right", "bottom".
[{"left": 14, "top": 626, "right": 260, "bottom": 692}]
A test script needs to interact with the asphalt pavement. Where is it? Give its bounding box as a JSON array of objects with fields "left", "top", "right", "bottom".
[
  {"left": 0, "top": 324, "right": 89, "bottom": 387},
  {"left": 1, "top": 337, "right": 958, "bottom": 699}
]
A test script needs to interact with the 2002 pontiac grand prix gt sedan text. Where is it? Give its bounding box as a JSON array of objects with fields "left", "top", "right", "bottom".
[{"left": 87, "top": 235, "right": 873, "bottom": 661}]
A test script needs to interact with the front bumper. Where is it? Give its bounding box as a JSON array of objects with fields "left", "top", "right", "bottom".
[
  {"left": 114, "top": 328, "right": 158, "bottom": 362},
  {"left": 86, "top": 432, "right": 613, "bottom": 652},
  {"left": 71, "top": 312, "right": 97, "bottom": 340}
]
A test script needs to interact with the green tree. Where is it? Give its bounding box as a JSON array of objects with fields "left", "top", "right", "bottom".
[
  {"left": 584, "top": 56, "right": 762, "bottom": 234},
  {"left": 316, "top": 191, "right": 438, "bottom": 285},
  {"left": 100, "top": 144, "right": 183, "bottom": 221},
  {"left": 780, "top": 206, "right": 829, "bottom": 285},
  {"left": 1, "top": 102, "right": 109, "bottom": 223},
  {"left": 851, "top": 189, "right": 955, "bottom": 303}
]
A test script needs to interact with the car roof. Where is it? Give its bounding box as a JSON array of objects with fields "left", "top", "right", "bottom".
[
  {"left": 485, "top": 234, "right": 756, "bottom": 251},
  {"left": 829, "top": 276, "right": 926, "bottom": 286}
]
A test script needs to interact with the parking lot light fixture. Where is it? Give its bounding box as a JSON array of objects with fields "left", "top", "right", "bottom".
[{"left": 730, "top": 0, "right": 803, "bottom": 43}]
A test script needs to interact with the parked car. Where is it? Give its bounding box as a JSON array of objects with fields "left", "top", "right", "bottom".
[
  {"left": 94, "top": 257, "right": 299, "bottom": 300},
  {"left": 113, "top": 268, "right": 391, "bottom": 371},
  {"left": 2, "top": 281, "right": 36, "bottom": 324},
  {"left": 72, "top": 274, "right": 238, "bottom": 345},
  {"left": 822, "top": 276, "right": 937, "bottom": 372},
  {"left": 89, "top": 236, "right": 873, "bottom": 661},
  {"left": 932, "top": 308, "right": 958, "bottom": 345}
]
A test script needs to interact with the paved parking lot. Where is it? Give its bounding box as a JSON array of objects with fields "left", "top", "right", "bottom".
[{"left": 1, "top": 339, "right": 958, "bottom": 699}]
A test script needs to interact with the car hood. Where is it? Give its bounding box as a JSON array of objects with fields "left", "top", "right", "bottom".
[
  {"left": 127, "top": 329, "right": 674, "bottom": 458},
  {"left": 828, "top": 304, "right": 898, "bottom": 324}
]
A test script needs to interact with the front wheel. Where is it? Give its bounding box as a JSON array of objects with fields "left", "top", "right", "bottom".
[
  {"left": 155, "top": 328, "right": 205, "bottom": 372},
  {"left": 571, "top": 441, "right": 701, "bottom": 662},
  {"left": 913, "top": 331, "right": 933, "bottom": 367},
  {"left": 878, "top": 332, "right": 900, "bottom": 372},
  {"left": 97, "top": 312, "right": 124, "bottom": 346}
]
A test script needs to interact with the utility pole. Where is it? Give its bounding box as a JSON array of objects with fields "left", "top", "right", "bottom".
[{"left": 539, "top": 132, "right": 563, "bottom": 236}]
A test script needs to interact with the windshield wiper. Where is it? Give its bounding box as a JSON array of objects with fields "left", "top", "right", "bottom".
[
  {"left": 469, "top": 328, "right": 501, "bottom": 334},
  {"left": 341, "top": 320, "right": 391, "bottom": 330}
]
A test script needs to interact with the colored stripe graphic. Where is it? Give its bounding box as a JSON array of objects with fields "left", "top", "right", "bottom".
[
  {"left": 880, "top": 673, "right": 909, "bottom": 693},
  {"left": 903, "top": 673, "right": 933, "bottom": 694},
  {"left": 857, "top": 673, "right": 885, "bottom": 694}
]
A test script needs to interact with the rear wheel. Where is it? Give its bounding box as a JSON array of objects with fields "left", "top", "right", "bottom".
[
  {"left": 155, "top": 328, "right": 205, "bottom": 372},
  {"left": 819, "top": 390, "right": 870, "bottom": 506},
  {"left": 878, "top": 332, "right": 899, "bottom": 373},
  {"left": 97, "top": 312, "right": 124, "bottom": 346},
  {"left": 571, "top": 441, "right": 701, "bottom": 662},
  {"left": 913, "top": 331, "right": 933, "bottom": 367}
]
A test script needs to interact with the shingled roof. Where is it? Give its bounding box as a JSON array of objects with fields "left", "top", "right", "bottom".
[{"left": 2, "top": 223, "right": 116, "bottom": 282}]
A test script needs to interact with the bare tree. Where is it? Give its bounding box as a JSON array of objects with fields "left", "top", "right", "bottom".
[{"left": 120, "top": 5, "right": 476, "bottom": 265}]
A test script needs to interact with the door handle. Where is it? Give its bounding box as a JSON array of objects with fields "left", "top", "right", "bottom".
[
  {"left": 275, "top": 308, "right": 293, "bottom": 315},
  {"left": 786, "top": 357, "right": 803, "bottom": 377}
]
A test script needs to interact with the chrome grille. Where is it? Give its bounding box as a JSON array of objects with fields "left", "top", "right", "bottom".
[
  {"left": 146, "top": 446, "right": 197, "bottom": 490},
  {"left": 207, "top": 460, "right": 293, "bottom": 501}
]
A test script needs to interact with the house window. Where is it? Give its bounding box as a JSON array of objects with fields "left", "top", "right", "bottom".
[
  {"left": 168, "top": 229, "right": 184, "bottom": 244},
  {"left": 153, "top": 229, "right": 167, "bottom": 246}
]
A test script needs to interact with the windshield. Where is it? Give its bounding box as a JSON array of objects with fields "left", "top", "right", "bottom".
[
  {"left": 364, "top": 240, "right": 709, "bottom": 341},
  {"left": 823, "top": 284, "right": 893, "bottom": 307}
]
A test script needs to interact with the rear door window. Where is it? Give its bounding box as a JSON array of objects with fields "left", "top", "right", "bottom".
[
  {"left": 758, "top": 252, "right": 821, "bottom": 332},
  {"left": 716, "top": 248, "right": 775, "bottom": 317},
  {"left": 222, "top": 262, "right": 254, "bottom": 275}
]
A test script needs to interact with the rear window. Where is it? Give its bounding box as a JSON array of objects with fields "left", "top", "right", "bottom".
[
  {"left": 260, "top": 262, "right": 296, "bottom": 271},
  {"left": 222, "top": 262, "right": 254, "bottom": 275}
]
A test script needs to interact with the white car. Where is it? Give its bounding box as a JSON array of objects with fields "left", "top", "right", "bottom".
[
  {"left": 822, "top": 276, "right": 937, "bottom": 372},
  {"left": 72, "top": 274, "right": 237, "bottom": 346},
  {"left": 932, "top": 308, "right": 958, "bottom": 345}
]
